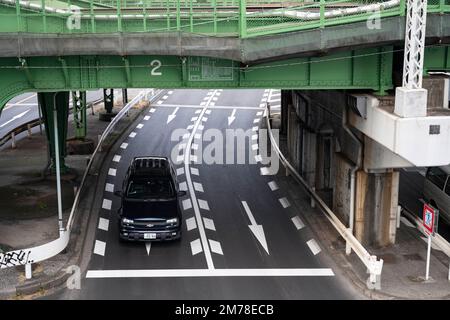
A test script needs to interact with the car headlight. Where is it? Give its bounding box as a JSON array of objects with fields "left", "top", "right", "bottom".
[
  {"left": 122, "top": 218, "right": 134, "bottom": 224},
  {"left": 166, "top": 218, "right": 178, "bottom": 224}
]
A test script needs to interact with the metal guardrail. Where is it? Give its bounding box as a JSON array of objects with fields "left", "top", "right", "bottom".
[
  {"left": 0, "top": 89, "right": 161, "bottom": 273},
  {"left": 264, "top": 108, "right": 383, "bottom": 287}
]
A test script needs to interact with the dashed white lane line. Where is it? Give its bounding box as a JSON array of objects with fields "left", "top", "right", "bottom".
[
  {"left": 198, "top": 199, "right": 210, "bottom": 211},
  {"left": 291, "top": 216, "right": 305, "bottom": 230},
  {"left": 136, "top": 123, "right": 144, "bottom": 129},
  {"left": 105, "top": 183, "right": 114, "bottom": 193},
  {"left": 256, "top": 111, "right": 263, "bottom": 116},
  {"left": 202, "top": 117, "right": 208, "bottom": 122},
  {"left": 209, "top": 240, "right": 223, "bottom": 255},
  {"left": 168, "top": 90, "right": 174, "bottom": 95},
  {"left": 205, "top": 110, "right": 212, "bottom": 115},
  {"left": 187, "top": 124, "right": 194, "bottom": 130},
  {"left": 157, "top": 101, "right": 163, "bottom": 105},
  {"left": 279, "top": 197, "right": 291, "bottom": 208},
  {"left": 191, "top": 167, "right": 199, "bottom": 176},
  {"left": 113, "top": 155, "right": 121, "bottom": 163},
  {"left": 149, "top": 108, "right": 156, "bottom": 113},
  {"left": 129, "top": 132, "right": 137, "bottom": 138},
  {"left": 98, "top": 218, "right": 109, "bottom": 231},
  {"left": 253, "top": 118, "right": 261, "bottom": 124},
  {"left": 191, "top": 155, "right": 198, "bottom": 163},
  {"left": 195, "top": 109, "right": 202, "bottom": 114},
  {"left": 193, "top": 182, "right": 204, "bottom": 192},
  {"left": 260, "top": 167, "right": 270, "bottom": 175},
  {"left": 200, "top": 101, "right": 207, "bottom": 106},
  {"left": 255, "top": 155, "right": 262, "bottom": 163},
  {"left": 86, "top": 268, "right": 335, "bottom": 278},
  {"left": 102, "top": 199, "right": 112, "bottom": 210},
  {"left": 203, "top": 218, "right": 216, "bottom": 231},
  {"left": 194, "top": 133, "right": 202, "bottom": 140},
  {"left": 306, "top": 239, "right": 321, "bottom": 255},
  {"left": 191, "top": 116, "right": 199, "bottom": 122},
  {"left": 209, "top": 102, "right": 215, "bottom": 107},
  {"left": 252, "top": 126, "right": 259, "bottom": 131},
  {"left": 251, "top": 134, "right": 258, "bottom": 140},
  {"left": 182, "top": 133, "right": 190, "bottom": 140},
  {"left": 143, "top": 115, "right": 150, "bottom": 121},
  {"left": 191, "top": 239, "right": 203, "bottom": 255},
  {"left": 176, "top": 168, "right": 185, "bottom": 176},
  {"left": 252, "top": 144, "right": 259, "bottom": 151},
  {"left": 186, "top": 217, "right": 197, "bottom": 231},
  {"left": 191, "top": 143, "right": 199, "bottom": 150},
  {"left": 268, "top": 181, "right": 279, "bottom": 191},
  {"left": 120, "top": 142, "right": 128, "bottom": 149},
  {"left": 259, "top": 103, "right": 266, "bottom": 108},
  {"left": 182, "top": 199, "right": 192, "bottom": 210},
  {"left": 198, "top": 124, "right": 205, "bottom": 131},
  {"left": 93, "top": 240, "right": 106, "bottom": 256},
  {"left": 162, "top": 95, "right": 169, "bottom": 100},
  {"left": 108, "top": 168, "right": 117, "bottom": 176},
  {"left": 179, "top": 181, "right": 187, "bottom": 191},
  {"left": 176, "top": 155, "right": 184, "bottom": 163}
]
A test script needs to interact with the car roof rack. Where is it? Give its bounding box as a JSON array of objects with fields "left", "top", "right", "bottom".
[{"left": 130, "top": 157, "right": 170, "bottom": 177}]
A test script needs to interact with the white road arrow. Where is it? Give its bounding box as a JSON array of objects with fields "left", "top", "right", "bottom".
[
  {"left": 167, "top": 107, "right": 179, "bottom": 124},
  {"left": 0, "top": 109, "right": 30, "bottom": 128},
  {"left": 227, "top": 108, "right": 236, "bottom": 126},
  {"left": 241, "top": 201, "right": 269, "bottom": 254},
  {"left": 145, "top": 243, "right": 151, "bottom": 256}
]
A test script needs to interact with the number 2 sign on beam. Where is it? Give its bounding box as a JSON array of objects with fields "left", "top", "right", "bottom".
[{"left": 150, "top": 60, "right": 162, "bottom": 76}]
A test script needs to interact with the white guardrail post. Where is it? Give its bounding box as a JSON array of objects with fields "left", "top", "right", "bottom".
[
  {"left": 264, "top": 106, "right": 383, "bottom": 289},
  {"left": 0, "top": 89, "right": 160, "bottom": 276}
]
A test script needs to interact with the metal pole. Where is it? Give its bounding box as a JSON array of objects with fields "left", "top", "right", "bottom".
[
  {"left": 425, "top": 235, "right": 431, "bottom": 280},
  {"left": 53, "top": 93, "right": 64, "bottom": 236},
  {"left": 38, "top": 102, "right": 43, "bottom": 135}
]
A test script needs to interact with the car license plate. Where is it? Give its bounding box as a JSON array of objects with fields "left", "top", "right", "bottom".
[{"left": 144, "top": 233, "right": 156, "bottom": 240}]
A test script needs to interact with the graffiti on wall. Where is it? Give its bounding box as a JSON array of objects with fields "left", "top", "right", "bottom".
[{"left": 0, "top": 250, "right": 33, "bottom": 268}]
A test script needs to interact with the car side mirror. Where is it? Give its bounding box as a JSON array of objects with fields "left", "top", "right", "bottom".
[
  {"left": 178, "top": 190, "right": 187, "bottom": 197},
  {"left": 114, "top": 190, "right": 123, "bottom": 197}
]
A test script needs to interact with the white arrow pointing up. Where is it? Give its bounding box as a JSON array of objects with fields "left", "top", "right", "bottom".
[
  {"left": 0, "top": 109, "right": 31, "bottom": 128},
  {"left": 228, "top": 108, "right": 236, "bottom": 126},
  {"left": 145, "top": 243, "right": 151, "bottom": 256},
  {"left": 241, "top": 201, "right": 269, "bottom": 254},
  {"left": 167, "top": 107, "right": 179, "bottom": 124}
]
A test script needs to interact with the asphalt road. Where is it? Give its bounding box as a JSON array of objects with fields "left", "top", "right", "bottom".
[
  {"left": 0, "top": 90, "right": 104, "bottom": 139},
  {"left": 48, "top": 88, "right": 360, "bottom": 300}
]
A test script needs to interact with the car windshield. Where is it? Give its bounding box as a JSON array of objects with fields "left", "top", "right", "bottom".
[{"left": 126, "top": 178, "right": 175, "bottom": 200}]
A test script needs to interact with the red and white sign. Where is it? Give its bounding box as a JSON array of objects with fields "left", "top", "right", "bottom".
[{"left": 423, "top": 204, "right": 436, "bottom": 236}]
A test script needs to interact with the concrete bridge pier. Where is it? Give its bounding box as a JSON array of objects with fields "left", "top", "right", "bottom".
[
  {"left": 37, "top": 91, "right": 70, "bottom": 173},
  {"left": 99, "top": 88, "right": 116, "bottom": 121}
]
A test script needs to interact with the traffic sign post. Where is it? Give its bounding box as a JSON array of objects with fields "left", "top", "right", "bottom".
[{"left": 422, "top": 203, "right": 439, "bottom": 281}]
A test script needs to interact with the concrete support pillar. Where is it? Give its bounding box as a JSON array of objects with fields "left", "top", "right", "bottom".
[
  {"left": 103, "top": 88, "right": 114, "bottom": 114},
  {"left": 122, "top": 88, "right": 128, "bottom": 105},
  {"left": 72, "top": 91, "right": 87, "bottom": 139},
  {"left": 280, "top": 90, "right": 290, "bottom": 136},
  {"left": 355, "top": 170, "right": 399, "bottom": 247},
  {"left": 37, "top": 91, "right": 70, "bottom": 173}
]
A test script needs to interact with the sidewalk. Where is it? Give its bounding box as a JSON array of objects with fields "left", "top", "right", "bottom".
[{"left": 0, "top": 89, "right": 150, "bottom": 299}]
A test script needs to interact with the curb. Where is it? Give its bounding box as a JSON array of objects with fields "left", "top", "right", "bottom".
[{"left": 8, "top": 91, "right": 164, "bottom": 299}]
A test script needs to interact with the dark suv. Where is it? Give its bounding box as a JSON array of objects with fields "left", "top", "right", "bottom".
[{"left": 114, "top": 156, "right": 186, "bottom": 242}]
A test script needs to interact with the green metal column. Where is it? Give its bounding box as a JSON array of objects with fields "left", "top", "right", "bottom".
[
  {"left": 72, "top": 91, "right": 87, "bottom": 139},
  {"left": 103, "top": 88, "right": 114, "bottom": 113},
  {"left": 38, "top": 92, "right": 70, "bottom": 173}
]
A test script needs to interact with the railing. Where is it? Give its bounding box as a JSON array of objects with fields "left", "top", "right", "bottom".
[
  {"left": 0, "top": 0, "right": 448, "bottom": 37},
  {"left": 265, "top": 106, "right": 384, "bottom": 287},
  {"left": 0, "top": 89, "right": 161, "bottom": 275}
]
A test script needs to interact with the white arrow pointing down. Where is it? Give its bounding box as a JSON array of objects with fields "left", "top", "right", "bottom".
[
  {"left": 167, "top": 107, "right": 179, "bottom": 124},
  {"left": 242, "top": 201, "right": 269, "bottom": 254},
  {"left": 228, "top": 108, "right": 236, "bottom": 126}
]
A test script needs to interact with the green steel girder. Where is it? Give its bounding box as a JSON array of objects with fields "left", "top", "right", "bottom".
[
  {"left": 72, "top": 90, "right": 87, "bottom": 139},
  {"left": 0, "top": 47, "right": 395, "bottom": 109}
]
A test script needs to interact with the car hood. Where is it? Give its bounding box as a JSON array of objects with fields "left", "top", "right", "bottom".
[{"left": 122, "top": 198, "right": 179, "bottom": 220}]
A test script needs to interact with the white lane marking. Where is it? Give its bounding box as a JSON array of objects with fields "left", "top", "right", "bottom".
[
  {"left": 136, "top": 123, "right": 144, "bottom": 129},
  {"left": 279, "top": 197, "right": 291, "bottom": 208},
  {"left": 168, "top": 90, "right": 174, "bottom": 95},
  {"left": 176, "top": 168, "right": 185, "bottom": 176},
  {"left": 102, "top": 199, "right": 112, "bottom": 210},
  {"left": 182, "top": 199, "right": 192, "bottom": 210},
  {"left": 195, "top": 109, "right": 202, "bottom": 114},
  {"left": 209, "top": 240, "right": 223, "bottom": 255},
  {"left": 254, "top": 155, "right": 262, "bottom": 163},
  {"left": 145, "top": 243, "right": 151, "bottom": 256},
  {"left": 105, "top": 183, "right": 115, "bottom": 193},
  {"left": 179, "top": 181, "right": 187, "bottom": 191},
  {"left": 400, "top": 217, "right": 415, "bottom": 228},
  {"left": 241, "top": 201, "right": 269, "bottom": 254},
  {"left": 291, "top": 216, "right": 305, "bottom": 230},
  {"left": 112, "top": 155, "right": 121, "bottom": 163},
  {"left": 182, "top": 133, "right": 190, "bottom": 139},
  {"left": 193, "top": 182, "right": 204, "bottom": 192},
  {"left": 191, "top": 239, "right": 203, "bottom": 256},
  {"left": 198, "top": 199, "right": 210, "bottom": 211},
  {"left": 194, "top": 133, "right": 202, "bottom": 140},
  {"left": 86, "top": 268, "right": 335, "bottom": 278},
  {"left": 186, "top": 217, "right": 197, "bottom": 231},
  {"left": 268, "top": 181, "right": 279, "bottom": 191},
  {"left": 209, "top": 102, "right": 215, "bottom": 107},
  {"left": 198, "top": 124, "right": 204, "bottom": 131},
  {"left": 98, "top": 218, "right": 109, "bottom": 231},
  {"left": 162, "top": 95, "right": 169, "bottom": 100},
  {"left": 259, "top": 103, "right": 266, "bottom": 108},
  {"left": 129, "top": 132, "right": 137, "bottom": 138},
  {"left": 0, "top": 109, "right": 31, "bottom": 128},
  {"left": 167, "top": 107, "right": 179, "bottom": 124},
  {"left": 191, "top": 143, "right": 199, "bottom": 150},
  {"left": 191, "top": 116, "right": 199, "bottom": 122},
  {"left": 178, "top": 143, "right": 187, "bottom": 151},
  {"left": 203, "top": 218, "right": 216, "bottom": 231},
  {"left": 260, "top": 167, "right": 270, "bottom": 175},
  {"left": 205, "top": 110, "right": 211, "bottom": 115},
  {"left": 261, "top": 97, "right": 267, "bottom": 103},
  {"left": 307, "top": 239, "right": 321, "bottom": 255},
  {"left": 157, "top": 101, "right": 163, "bottom": 105},
  {"left": 252, "top": 126, "right": 259, "bottom": 131},
  {"left": 93, "top": 240, "right": 106, "bottom": 256},
  {"left": 202, "top": 117, "right": 208, "bottom": 122},
  {"left": 187, "top": 124, "right": 194, "bottom": 130},
  {"left": 203, "top": 96, "right": 210, "bottom": 100},
  {"left": 176, "top": 155, "right": 184, "bottom": 163},
  {"left": 228, "top": 108, "right": 236, "bottom": 126},
  {"left": 252, "top": 144, "right": 259, "bottom": 151},
  {"left": 263, "top": 92, "right": 269, "bottom": 97},
  {"left": 256, "top": 111, "right": 263, "bottom": 116},
  {"left": 4, "top": 93, "right": 36, "bottom": 110},
  {"left": 200, "top": 101, "right": 207, "bottom": 106},
  {"left": 157, "top": 104, "right": 261, "bottom": 110},
  {"left": 212, "top": 97, "right": 218, "bottom": 101},
  {"left": 149, "top": 108, "right": 156, "bottom": 113},
  {"left": 191, "top": 155, "right": 198, "bottom": 163},
  {"left": 253, "top": 118, "right": 261, "bottom": 124},
  {"left": 108, "top": 168, "right": 117, "bottom": 176},
  {"left": 191, "top": 168, "right": 199, "bottom": 176},
  {"left": 120, "top": 142, "right": 128, "bottom": 149},
  {"left": 251, "top": 134, "right": 258, "bottom": 140}
]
